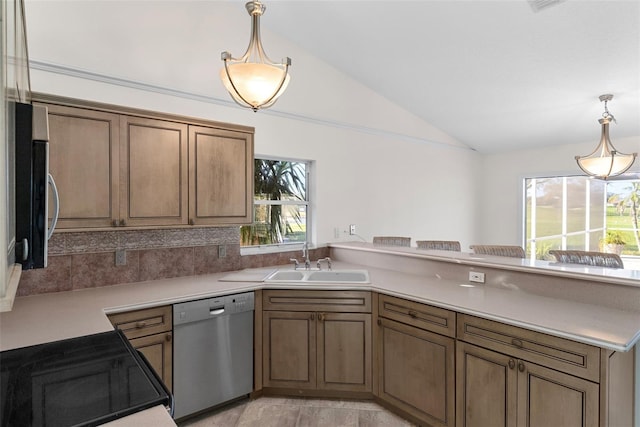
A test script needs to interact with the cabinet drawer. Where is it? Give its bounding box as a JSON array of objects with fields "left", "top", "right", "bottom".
[
  {"left": 108, "top": 305, "right": 172, "bottom": 339},
  {"left": 379, "top": 294, "right": 456, "bottom": 338},
  {"left": 457, "top": 313, "right": 600, "bottom": 382},
  {"left": 263, "top": 290, "right": 371, "bottom": 313}
]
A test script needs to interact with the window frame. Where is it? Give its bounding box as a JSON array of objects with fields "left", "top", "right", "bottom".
[{"left": 240, "top": 156, "right": 312, "bottom": 255}]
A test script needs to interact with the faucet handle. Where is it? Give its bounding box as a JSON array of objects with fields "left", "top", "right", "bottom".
[{"left": 289, "top": 258, "right": 300, "bottom": 270}]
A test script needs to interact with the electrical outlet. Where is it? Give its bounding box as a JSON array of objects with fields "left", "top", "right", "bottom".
[
  {"left": 219, "top": 245, "right": 226, "bottom": 258},
  {"left": 115, "top": 250, "right": 127, "bottom": 266},
  {"left": 469, "top": 271, "right": 485, "bottom": 283},
  {"left": 334, "top": 227, "right": 340, "bottom": 238},
  {"left": 349, "top": 224, "right": 356, "bottom": 235}
]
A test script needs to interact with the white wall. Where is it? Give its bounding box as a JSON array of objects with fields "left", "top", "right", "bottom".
[
  {"left": 479, "top": 135, "right": 640, "bottom": 245},
  {"left": 24, "top": 0, "right": 481, "bottom": 248}
]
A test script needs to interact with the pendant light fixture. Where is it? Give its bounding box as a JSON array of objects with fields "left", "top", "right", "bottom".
[
  {"left": 575, "top": 94, "right": 637, "bottom": 180},
  {"left": 220, "top": 1, "right": 291, "bottom": 112}
]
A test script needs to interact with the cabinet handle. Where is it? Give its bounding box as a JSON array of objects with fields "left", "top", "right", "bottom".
[
  {"left": 518, "top": 361, "right": 525, "bottom": 372},
  {"left": 120, "top": 219, "right": 126, "bottom": 227},
  {"left": 512, "top": 338, "right": 523, "bottom": 348},
  {"left": 408, "top": 310, "right": 418, "bottom": 318},
  {"left": 310, "top": 314, "right": 315, "bottom": 320},
  {"left": 508, "top": 359, "right": 515, "bottom": 370},
  {"left": 135, "top": 321, "right": 146, "bottom": 329},
  {"left": 112, "top": 220, "right": 118, "bottom": 227},
  {"left": 318, "top": 313, "right": 324, "bottom": 322},
  {"left": 189, "top": 218, "right": 195, "bottom": 225},
  {"left": 166, "top": 333, "right": 172, "bottom": 342},
  {"left": 377, "top": 318, "right": 382, "bottom": 326}
]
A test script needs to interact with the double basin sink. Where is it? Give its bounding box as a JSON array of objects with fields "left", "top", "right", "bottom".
[{"left": 264, "top": 269, "right": 370, "bottom": 284}]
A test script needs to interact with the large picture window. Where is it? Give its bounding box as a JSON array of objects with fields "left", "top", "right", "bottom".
[
  {"left": 525, "top": 175, "right": 640, "bottom": 261},
  {"left": 241, "top": 158, "right": 309, "bottom": 248}
]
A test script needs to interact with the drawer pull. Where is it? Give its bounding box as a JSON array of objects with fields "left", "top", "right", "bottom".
[
  {"left": 518, "top": 361, "right": 525, "bottom": 372},
  {"left": 508, "top": 359, "right": 515, "bottom": 370},
  {"left": 135, "top": 321, "right": 147, "bottom": 329},
  {"left": 166, "top": 333, "right": 172, "bottom": 342},
  {"left": 310, "top": 314, "right": 315, "bottom": 320},
  {"left": 408, "top": 310, "right": 418, "bottom": 318},
  {"left": 318, "top": 313, "right": 324, "bottom": 322},
  {"left": 512, "top": 338, "right": 523, "bottom": 348},
  {"left": 377, "top": 318, "right": 382, "bottom": 326}
]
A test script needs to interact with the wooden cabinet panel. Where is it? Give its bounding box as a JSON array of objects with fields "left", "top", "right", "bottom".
[
  {"left": 261, "top": 291, "right": 372, "bottom": 395},
  {"left": 379, "top": 317, "right": 455, "bottom": 427},
  {"left": 108, "top": 305, "right": 172, "bottom": 339},
  {"left": 457, "top": 313, "right": 600, "bottom": 382},
  {"left": 130, "top": 332, "right": 173, "bottom": 392},
  {"left": 318, "top": 312, "right": 371, "bottom": 392},
  {"left": 456, "top": 341, "right": 517, "bottom": 427},
  {"left": 379, "top": 294, "right": 456, "bottom": 338},
  {"left": 263, "top": 290, "right": 371, "bottom": 313},
  {"left": 519, "top": 360, "right": 598, "bottom": 427},
  {"left": 188, "top": 125, "right": 253, "bottom": 225},
  {"left": 120, "top": 116, "right": 188, "bottom": 226},
  {"left": 263, "top": 310, "right": 316, "bottom": 389},
  {"left": 108, "top": 305, "right": 173, "bottom": 392},
  {"left": 39, "top": 103, "right": 119, "bottom": 228}
]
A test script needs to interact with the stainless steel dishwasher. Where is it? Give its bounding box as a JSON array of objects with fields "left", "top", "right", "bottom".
[{"left": 172, "top": 291, "right": 254, "bottom": 419}]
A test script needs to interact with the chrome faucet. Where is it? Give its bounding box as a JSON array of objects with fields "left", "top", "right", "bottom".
[
  {"left": 316, "top": 257, "right": 332, "bottom": 270},
  {"left": 302, "top": 242, "right": 311, "bottom": 270}
]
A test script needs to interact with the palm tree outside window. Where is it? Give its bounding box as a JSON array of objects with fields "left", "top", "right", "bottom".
[{"left": 241, "top": 158, "right": 309, "bottom": 247}]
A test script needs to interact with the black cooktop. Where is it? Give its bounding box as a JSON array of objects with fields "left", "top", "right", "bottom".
[{"left": 0, "top": 330, "right": 171, "bottom": 427}]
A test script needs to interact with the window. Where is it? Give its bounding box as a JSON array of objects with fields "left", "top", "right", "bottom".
[
  {"left": 525, "top": 175, "right": 640, "bottom": 260},
  {"left": 241, "top": 158, "right": 309, "bottom": 249}
]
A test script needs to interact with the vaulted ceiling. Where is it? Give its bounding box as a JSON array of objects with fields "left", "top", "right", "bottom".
[
  {"left": 262, "top": 0, "right": 639, "bottom": 153},
  {"left": 25, "top": 1, "right": 640, "bottom": 155}
]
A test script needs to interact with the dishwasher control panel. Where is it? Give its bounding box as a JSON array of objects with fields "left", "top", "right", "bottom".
[{"left": 173, "top": 292, "right": 255, "bottom": 326}]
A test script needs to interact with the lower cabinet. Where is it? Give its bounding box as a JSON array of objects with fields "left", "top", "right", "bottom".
[
  {"left": 456, "top": 341, "right": 599, "bottom": 427},
  {"left": 377, "top": 294, "right": 456, "bottom": 427},
  {"left": 107, "top": 305, "right": 173, "bottom": 391},
  {"left": 456, "top": 313, "right": 604, "bottom": 427},
  {"left": 377, "top": 317, "right": 455, "bottom": 427},
  {"left": 262, "top": 290, "right": 372, "bottom": 394}
]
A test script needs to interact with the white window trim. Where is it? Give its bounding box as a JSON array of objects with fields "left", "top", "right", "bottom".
[{"left": 241, "top": 157, "right": 313, "bottom": 256}]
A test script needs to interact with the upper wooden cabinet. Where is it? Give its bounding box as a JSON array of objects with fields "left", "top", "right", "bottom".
[
  {"left": 120, "top": 116, "right": 188, "bottom": 227},
  {"left": 188, "top": 125, "right": 253, "bottom": 225},
  {"left": 40, "top": 103, "right": 120, "bottom": 229},
  {"left": 34, "top": 95, "right": 254, "bottom": 230}
]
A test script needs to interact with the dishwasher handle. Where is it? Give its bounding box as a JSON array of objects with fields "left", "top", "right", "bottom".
[{"left": 210, "top": 307, "right": 225, "bottom": 316}]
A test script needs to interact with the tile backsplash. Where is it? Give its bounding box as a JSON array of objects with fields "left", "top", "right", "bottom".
[{"left": 17, "top": 227, "right": 328, "bottom": 297}]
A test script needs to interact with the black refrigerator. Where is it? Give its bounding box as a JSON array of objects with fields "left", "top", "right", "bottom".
[{"left": 14, "top": 102, "right": 58, "bottom": 269}]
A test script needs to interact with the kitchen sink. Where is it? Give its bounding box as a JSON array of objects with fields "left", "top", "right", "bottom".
[{"left": 264, "top": 269, "right": 370, "bottom": 284}]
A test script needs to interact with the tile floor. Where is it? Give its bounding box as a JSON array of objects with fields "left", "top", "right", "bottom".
[{"left": 176, "top": 397, "right": 416, "bottom": 427}]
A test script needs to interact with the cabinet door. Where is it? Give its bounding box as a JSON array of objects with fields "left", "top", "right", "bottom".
[
  {"left": 379, "top": 318, "right": 454, "bottom": 427},
  {"left": 130, "top": 332, "right": 173, "bottom": 392},
  {"left": 41, "top": 103, "right": 119, "bottom": 228},
  {"left": 263, "top": 311, "right": 316, "bottom": 389},
  {"left": 456, "top": 342, "right": 517, "bottom": 427},
  {"left": 120, "top": 116, "right": 188, "bottom": 226},
  {"left": 317, "top": 312, "right": 372, "bottom": 392},
  {"left": 517, "top": 360, "right": 598, "bottom": 427},
  {"left": 188, "top": 125, "right": 253, "bottom": 225}
]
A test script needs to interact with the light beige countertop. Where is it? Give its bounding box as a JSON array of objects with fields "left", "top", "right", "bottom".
[
  {"left": 2, "top": 260, "right": 639, "bottom": 353},
  {"left": 330, "top": 242, "right": 640, "bottom": 287},
  {"left": 2, "top": 253, "right": 640, "bottom": 425}
]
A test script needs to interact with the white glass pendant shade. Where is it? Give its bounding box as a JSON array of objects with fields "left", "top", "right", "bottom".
[
  {"left": 575, "top": 95, "right": 637, "bottom": 180},
  {"left": 220, "top": 62, "right": 290, "bottom": 110},
  {"left": 220, "top": 1, "right": 291, "bottom": 112}
]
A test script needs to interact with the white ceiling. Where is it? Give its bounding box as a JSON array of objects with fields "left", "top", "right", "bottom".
[
  {"left": 259, "top": 0, "right": 640, "bottom": 153},
  {"left": 23, "top": 0, "right": 640, "bottom": 155}
]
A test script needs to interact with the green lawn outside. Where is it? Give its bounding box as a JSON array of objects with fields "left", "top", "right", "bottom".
[{"left": 526, "top": 204, "right": 640, "bottom": 256}]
